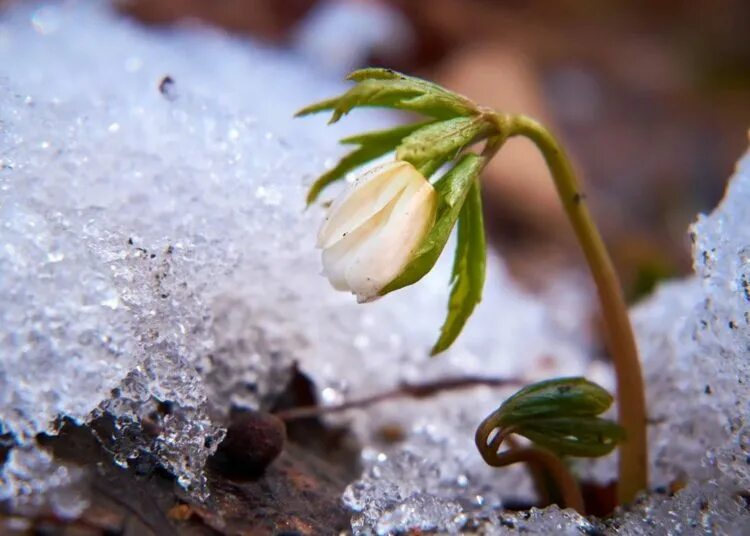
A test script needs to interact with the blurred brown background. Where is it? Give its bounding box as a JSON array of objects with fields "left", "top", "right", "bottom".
[{"left": 14, "top": 0, "right": 750, "bottom": 300}]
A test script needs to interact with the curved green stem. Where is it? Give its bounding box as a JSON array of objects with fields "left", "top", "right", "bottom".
[
  {"left": 488, "top": 447, "right": 585, "bottom": 513},
  {"left": 475, "top": 422, "right": 584, "bottom": 513},
  {"left": 495, "top": 114, "right": 647, "bottom": 504}
]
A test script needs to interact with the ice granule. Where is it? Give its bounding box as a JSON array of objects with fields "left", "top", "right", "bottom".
[
  {"left": 0, "top": 446, "right": 87, "bottom": 519},
  {"left": 344, "top": 449, "right": 467, "bottom": 535},
  {"left": 341, "top": 390, "right": 538, "bottom": 535},
  {"left": 480, "top": 506, "right": 596, "bottom": 535},
  {"left": 605, "top": 481, "right": 750, "bottom": 535},
  {"left": 0, "top": 0, "right": 592, "bottom": 517}
]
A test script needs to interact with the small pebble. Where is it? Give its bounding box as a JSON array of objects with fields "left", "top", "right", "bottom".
[{"left": 212, "top": 410, "right": 286, "bottom": 477}]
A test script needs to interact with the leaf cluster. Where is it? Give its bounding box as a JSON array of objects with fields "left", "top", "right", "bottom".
[
  {"left": 482, "top": 377, "right": 625, "bottom": 457},
  {"left": 298, "top": 68, "right": 498, "bottom": 353}
]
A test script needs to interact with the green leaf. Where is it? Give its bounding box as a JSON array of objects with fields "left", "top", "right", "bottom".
[
  {"left": 430, "top": 177, "right": 486, "bottom": 354},
  {"left": 338, "top": 121, "right": 434, "bottom": 146},
  {"left": 396, "top": 117, "right": 494, "bottom": 174},
  {"left": 516, "top": 417, "right": 626, "bottom": 457},
  {"left": 492, "top": 377, "right": 615, "bottom": 427},
  {"left": 379, "top": 154, "right": 484, "bottom": 295},
  {"left": 346, "top": 69, "right": 477, "bottom": 113},
  {"left": 306, "top": 121, "right": 433, "bottom": 205},
  {"left": 475, "top": 377, "right": 625, "bottom": 458},
  {"left": 296, "top": 69, "right": 478, "bottom": 124},
  {"left": 295, "top": 96, "right": 341, "bottom": 118},
  {"left": 348, "top": 67, "right": 448, "bottom": 89}
]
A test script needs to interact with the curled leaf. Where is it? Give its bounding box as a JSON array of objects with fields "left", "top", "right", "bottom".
[
  {"left": 493, "top": 377, "right": 615, "bottom": 426},
  {"left": 476, "top": 377, "right": 625, "bottom": 459}
]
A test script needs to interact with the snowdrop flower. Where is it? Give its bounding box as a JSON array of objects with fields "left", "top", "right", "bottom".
[{"left": 317, "top": 160, "right": 437, "bottom": 302}]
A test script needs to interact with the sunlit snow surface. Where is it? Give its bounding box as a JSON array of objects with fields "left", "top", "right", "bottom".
[{"left": 0, "top": 2, "right": 748, "bottom": 533}]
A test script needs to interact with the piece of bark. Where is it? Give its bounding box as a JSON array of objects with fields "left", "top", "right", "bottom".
[{"left": 3, "top": 417, "right": 351, "bottom": 535}]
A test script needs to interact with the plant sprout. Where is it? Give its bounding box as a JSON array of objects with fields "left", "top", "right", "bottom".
[{"left": 296, "top": 68, "right": 647, "bottom": 507}]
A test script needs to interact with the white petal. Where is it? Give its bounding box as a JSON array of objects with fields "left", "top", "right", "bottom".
[
  {"left": 320, "top": 198, "right": 393, "bottom": 292},
  {"left": 317, "top": 161, "right": 413, "bottom": 249},
  {"left": 320, "top": 245, "right": 350, "bottom": 291},
  {"left": 344, "top": 179, "right": 437, "bottom": 301}
]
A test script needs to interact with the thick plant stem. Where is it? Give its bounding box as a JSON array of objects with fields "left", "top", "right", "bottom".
[{"left": 501, "top": 114, "right": 648, "bottom": 504}]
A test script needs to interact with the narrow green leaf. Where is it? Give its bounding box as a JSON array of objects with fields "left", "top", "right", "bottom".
[
  {"left": 295, "top": 96, "right": 341, "bottom": 117},
  {"left": 306, "top": 122, "right": 432, "bottom": 205},
  {"left": 333, "top": 80, "right": 421, "bottom": 123},
  {"left": 379, "top": 154, "right": 484, "bottom": 295},
  {"left": 339, "top": 121, "right": 435, "bottom": 146},
  {"left": 296, "top": 71, "right": 478, "bottom": 124},
  {"left": 414, "top": 157, "right": 450, "bottom": 178},
  {"left": 396, "top": 117, "right": 493, "bottom": 173},
  {"left": 346, "top": 68, "right": 462, "bottom": 99},
  {"left": 431, "top": 176, "right": 486, "bottom": 354},
  {"left": 516, "top": 417, "right": 626, "bottom": 457},
  {"left": 347, "top": 68, "right": 476, "bottom": 110},
  {"left": 397, "top": 91, "right": 476, "bottom": 120},
  {"left": 295, "top": 81, "right": 412, "bottom": 122},
  {"left": 347, "top": 68, "right": 405, "bottom": 81}
]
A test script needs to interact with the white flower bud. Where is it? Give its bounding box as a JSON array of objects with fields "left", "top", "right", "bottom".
[{"left": 317, "top": 160, "right": 437, "bottom": 302}]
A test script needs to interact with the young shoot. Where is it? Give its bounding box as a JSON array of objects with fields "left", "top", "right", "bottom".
[{"left": 296, "top": 68, "right": 647, "bottom": 505}]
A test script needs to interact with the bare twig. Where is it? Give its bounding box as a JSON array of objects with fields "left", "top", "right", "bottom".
[{"left": 274, "top": 376, "right": 521, "bottom": 421}]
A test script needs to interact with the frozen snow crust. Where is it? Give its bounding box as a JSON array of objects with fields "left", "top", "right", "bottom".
[{"left": 1, "top": 2, "right": 748, "bottom": 533}]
